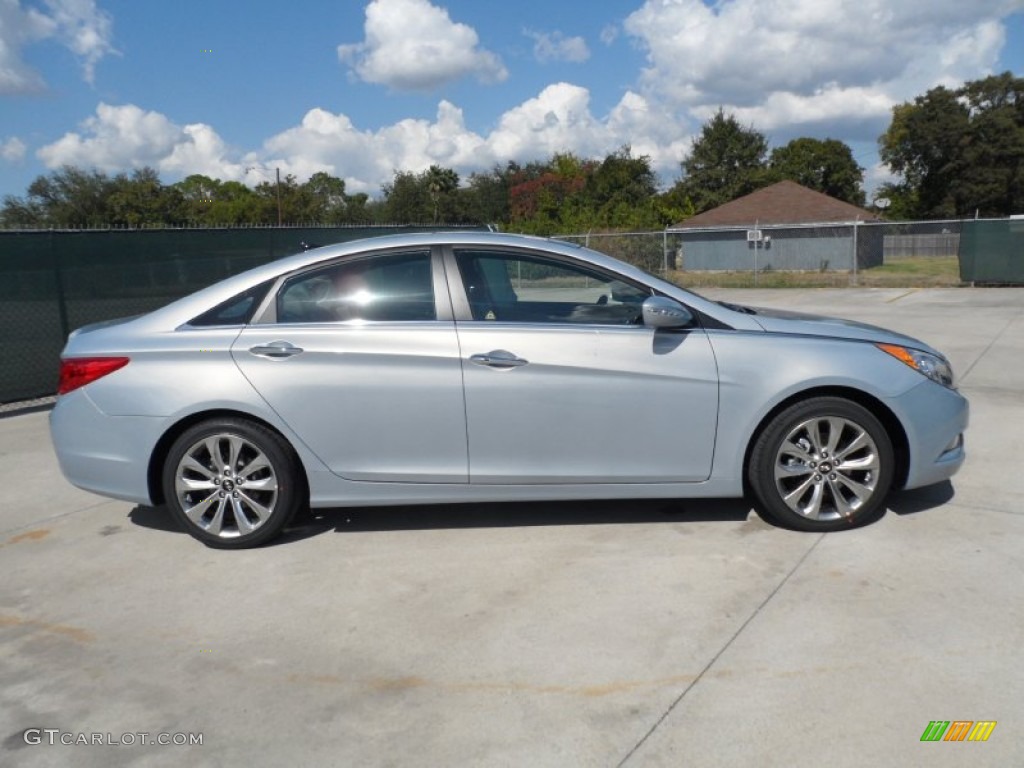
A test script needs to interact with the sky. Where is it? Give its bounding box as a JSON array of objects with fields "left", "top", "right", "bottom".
[{"left": 1, "top": 0, "right": 1023, "bottom": 202}]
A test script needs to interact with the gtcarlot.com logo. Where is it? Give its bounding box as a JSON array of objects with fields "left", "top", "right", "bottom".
[
  {"left": 920, "top": 721, "right": 996, "bottom": 742},
  {"left": 23, "top": 729, "right": 203, "bottom": 746}
]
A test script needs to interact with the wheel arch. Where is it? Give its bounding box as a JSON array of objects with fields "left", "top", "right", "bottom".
[
  {"left": 147, "top": 409, "right": 310, "bottom": 507},
  {"left": 741, "top": 386, "right": 910, "bottom": 496}
]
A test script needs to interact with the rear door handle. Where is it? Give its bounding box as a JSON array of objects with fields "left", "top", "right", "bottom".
[
  {"left": 249, "top": 341, "right": 304, "bottom": 359},
  {"left": 469, "top": 350, "right": 529, "bottom": 369}
]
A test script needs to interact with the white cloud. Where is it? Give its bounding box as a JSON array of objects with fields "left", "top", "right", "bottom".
[
  {"left": 1, "top": 136, "right": 27, "bottom": 161},
  {"left": 338, "top": 0, "right": 507, "bottom": 91},
  {"left": 34, "top": 85, "right": 693, "bottom": 195},
  {"left": 526, "top": 29, "right": 590, "bottom": 64},
  {"left": 624, "top": 0, "right": 1021, "bottom": 140},
  {"left": 161, "top": 123, "right": 246, "bottom": 180},
  {"left": 260, "top": 101, "right": 491, "bottom": 192},
  {"left": 43, "top": 0, "right": 117, "bottom": 84},
  {"left": 0, "top": 0, "right": 57, "bottom": 93},
  {"left": 705, "top": 84, "right": 896, "bottom": 133},
  {"left": 37, "top": 103, "right": 245, "bottom": 181},
  {"left": 0, "top": 0, "right": 115, "bottom": 92},
  {"left": 261, "top": 86, "right": 620, "bottom": 192},
  {"left": 606, "top": 91, "right": 692, "bottom": 172},
  {"left": 488, "top": 83, "right": 608, "bottom": 159}
]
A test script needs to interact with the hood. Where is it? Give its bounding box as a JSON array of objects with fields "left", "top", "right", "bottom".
[{"left": 748, "top": 306, "right": 938, "bottom": 353}]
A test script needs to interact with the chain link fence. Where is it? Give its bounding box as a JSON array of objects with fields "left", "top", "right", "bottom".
[
  {"left": 556, "top": 220, "right": 977, "bottom": 283},
  {"left": 552, "top": 231, "right": 676, "bottom": 275},
  {"left": 557, "top": 218, "right": 1023, "bottom": 287}
]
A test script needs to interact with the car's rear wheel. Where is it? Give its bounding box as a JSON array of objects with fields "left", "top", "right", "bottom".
[
  {"left": 162, "top": 418, "right": 302, "bottom": 548},
  {"left": 748, "top": 397, "right": 894, "bottom": 531}
]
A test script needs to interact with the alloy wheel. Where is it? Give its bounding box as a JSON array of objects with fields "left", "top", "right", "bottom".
[
  {"left": 773, "top": 415, "right": 881, "bottom": 521},
  {"left": 174, "top": 432, "right": 280, "bottom": 539}
]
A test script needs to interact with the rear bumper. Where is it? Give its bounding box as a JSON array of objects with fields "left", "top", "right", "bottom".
[
  {"left": 50, "top": 390, "right": 164, "bottom": 506},
  {"left": 894, "top": 380, "right": 969, "bottom": 490}
]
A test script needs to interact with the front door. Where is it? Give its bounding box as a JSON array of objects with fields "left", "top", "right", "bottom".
[{"left": 448, "top": 247, "right": 719, "bottom": 484}]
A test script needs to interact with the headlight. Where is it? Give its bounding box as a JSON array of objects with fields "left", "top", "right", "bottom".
[{"left": 876, "top": 343, "right": 955, "bottom": 388}]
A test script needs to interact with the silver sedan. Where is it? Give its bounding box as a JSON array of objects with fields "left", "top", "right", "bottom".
[{"left": 50, "top": 232, "right": 968, "bottom": 548}]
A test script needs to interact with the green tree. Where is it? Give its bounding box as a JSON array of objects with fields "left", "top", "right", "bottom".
[
  {"left": 381, "top": 170, "right": 431, "bottom": 223},
  {"left": 956, "top": 73, "right": 1024, "bottom": 216},
  {"left": 0, "top": 193, "right": 45, "bottom": 228},
  {"left": 879, "top": 72, "right": 1024, "bottom": 217},
  {"left": 303, "top": 171, "right": 348, "bottom": 223},
  {"left": 214, "top": 181, "right": 260, "bottom": 224},
  {"left": 107, "top": 168, "right": 176, "bottom": 227},
  {"left": 584, "top": 146, "right": 659, "bottom": 226},
  {"left": 461, "top": 162, "right": 516, "bottom": 225},
  {"left": 672, "top": 109, "right": 769, "bottom": 213},
  {"left": 173, "top": 174, "right": 219, "bottom": 224},
  {"left": 2, "top": 166, "right": 114, "bottom": 228},
  {"left": 870, "top": 181, "right": 918, "bottom": 221},
  {"left": 170, "top": 175, "right": 261, "bottom": 225},
  {"left": 425, "top": 165, "right": 460, "bottom": 224},
  {"left": 253, "top": 174, "right": 297, "bottom": 224},
  {"left": 345, "top": 192, "right": 374, "bottom": 224},
  {"left": 879, "top": 86, "right": 969, "bottom": 217},
  {"left": 508, "top": 153, "right": 591, "bottom": 234},
  {"left": 381, "top": 165, "right": 465, "bottom": 223},
  {"left": 503, "top": 149, "right": 683, "bottom": 234},
  {"left": 768, "top": 138, "right": 865, "bottom": 205}
]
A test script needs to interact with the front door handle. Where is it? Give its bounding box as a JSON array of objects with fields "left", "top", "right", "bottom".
[
  {"left": 469, "top": 350, "right": 529, "bottom": 369},
  {"left": 249, "top": 341, "right": 304, "bottom": 359}
]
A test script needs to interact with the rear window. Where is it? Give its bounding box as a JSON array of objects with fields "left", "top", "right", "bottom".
[{"left": 188, "top": 280, "right": 273, "bottom": 327}]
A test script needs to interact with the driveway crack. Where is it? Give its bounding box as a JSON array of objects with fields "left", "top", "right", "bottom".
[
  {"left": 958, "top": 312, "right": 1023, "bottom": 385},
  {"left": 616, "top": 533, "right": 825, "bottom": 767}
]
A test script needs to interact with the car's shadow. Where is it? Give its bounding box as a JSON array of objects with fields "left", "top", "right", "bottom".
[
  {"left": 127, "top": 483, "right": 955, "bottom": 546},
  {"left": 128, "top": 498, "right": 754, "bottom": 545},
  {"left": 887, "top": 480, "right": 955, "bottom": 517}
]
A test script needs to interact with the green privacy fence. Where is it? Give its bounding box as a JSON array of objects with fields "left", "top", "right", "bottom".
[
  {"left": 0, "top": 225, "right": 485, "bottom": 404},
  {"left": 959, "top": 219, "right": 1024, "bottom": 284}
]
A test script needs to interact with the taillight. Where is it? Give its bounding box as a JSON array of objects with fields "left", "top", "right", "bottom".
[{"left": 58, "top": 357, "right": 130, "bottom": 395}]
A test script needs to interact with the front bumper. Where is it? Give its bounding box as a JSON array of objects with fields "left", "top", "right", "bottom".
[{"left": 893, "top": 379, "right": 969, "bottom": 490}]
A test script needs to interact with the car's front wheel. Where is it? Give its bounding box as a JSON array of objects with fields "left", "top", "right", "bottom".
[
  {"left": 748, "top": 397, "right": 894, "bottom": 531},
  {"left": 162, "top": 418, "right": 303, "bottom": 548}
]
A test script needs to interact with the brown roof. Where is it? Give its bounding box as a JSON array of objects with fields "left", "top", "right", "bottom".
[{"left": 672, "top": 180, "right": 877, "bottom": 229}]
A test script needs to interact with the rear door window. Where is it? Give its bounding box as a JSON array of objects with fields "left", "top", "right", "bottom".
[{"left": 277, "top": 251, "right": 435, "bottom": 323}]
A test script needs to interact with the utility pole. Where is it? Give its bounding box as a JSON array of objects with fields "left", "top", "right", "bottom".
[
  {"left": 246, "top": 165, "right": 283, "bottom": 226},
  {"left": 275, "top": 167, "right": 282, "bottom": 227},
  {"left": 851, "top": 219, "right": 859, "bottom": 286}
]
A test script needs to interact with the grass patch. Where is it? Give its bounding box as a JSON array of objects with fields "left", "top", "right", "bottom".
[
  {"left": 866, "top": 256, "right": 960, "bottom": 277},
  {"left": 666, "top": 256, "right": 962, "bottom": 289}
]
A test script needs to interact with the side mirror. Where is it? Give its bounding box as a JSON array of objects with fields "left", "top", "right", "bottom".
[{"left": 642, "top": 296, "right": 693, "bottom": 329}]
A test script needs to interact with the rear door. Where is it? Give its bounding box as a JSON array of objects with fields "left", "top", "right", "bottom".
[{"left": 232, "top": 247, "right": 468, "bottom": 483}]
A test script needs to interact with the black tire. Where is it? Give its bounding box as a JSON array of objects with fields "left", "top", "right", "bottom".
[
  {"left": 748, "top": 397, "right": 894, "bottom": 532},
  {"left": 162, "top": 418, "right": 303, "bottom": 548}
]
